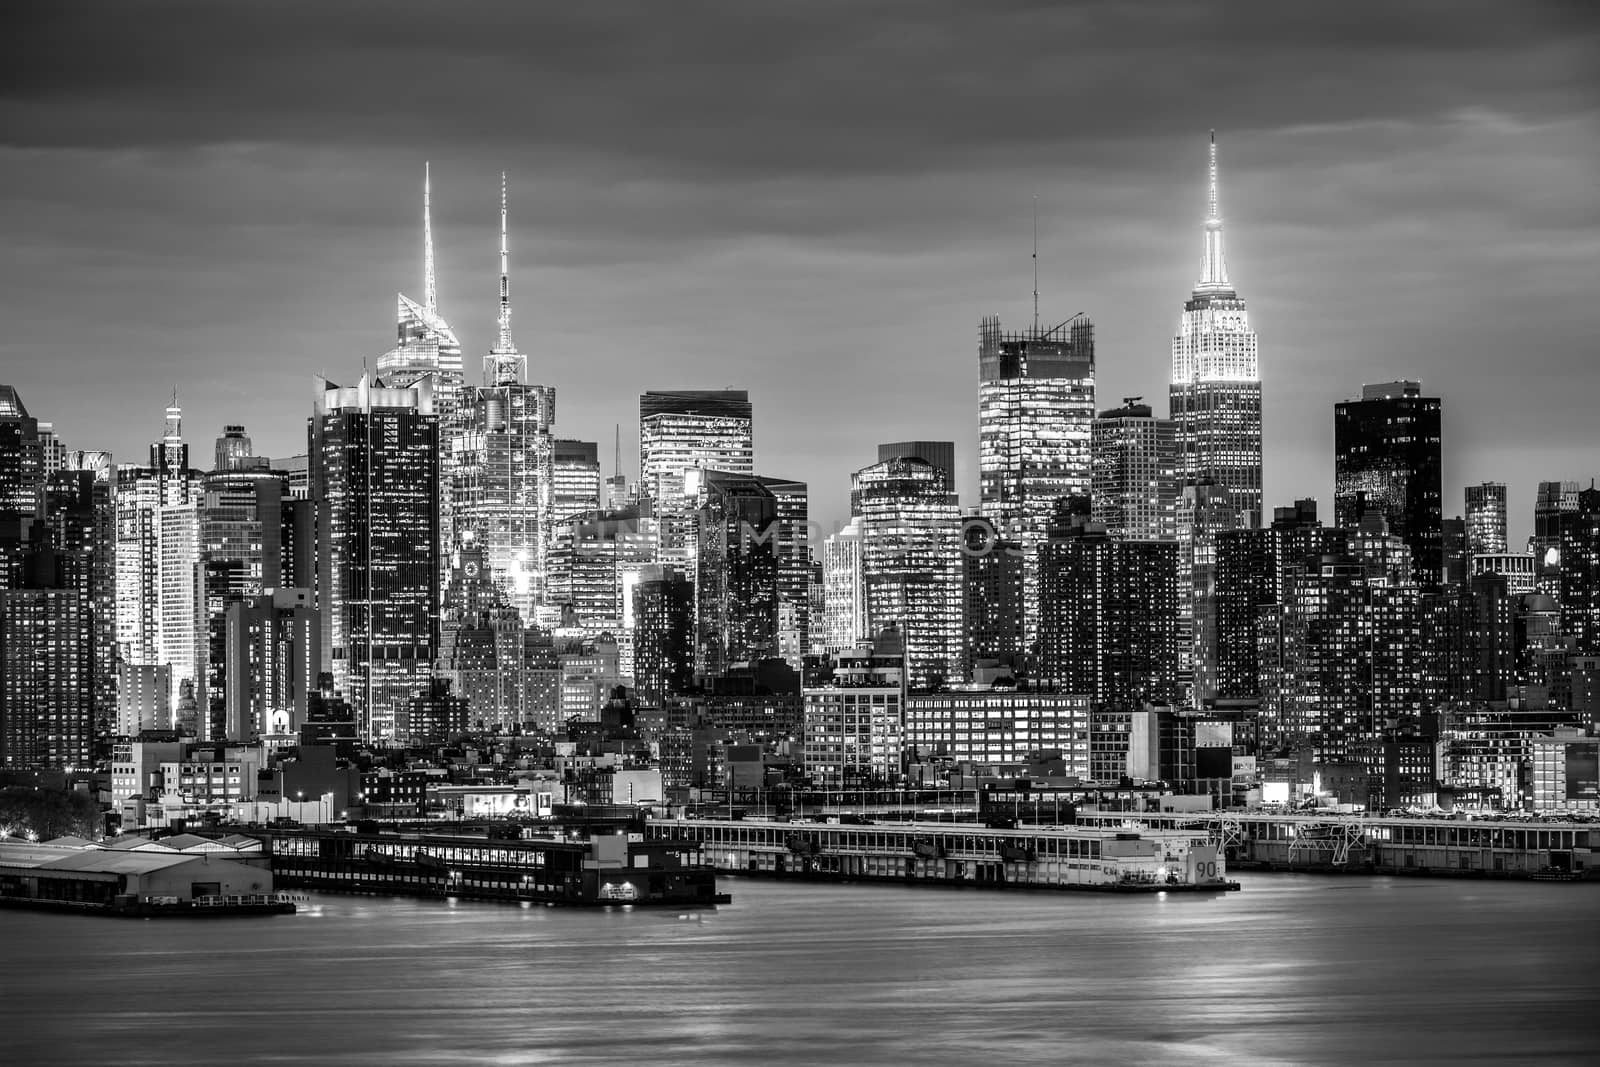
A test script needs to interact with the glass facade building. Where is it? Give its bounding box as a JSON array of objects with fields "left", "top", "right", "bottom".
[{"left": 1333, "top": 380, "right": 1444, "bottom": 588}]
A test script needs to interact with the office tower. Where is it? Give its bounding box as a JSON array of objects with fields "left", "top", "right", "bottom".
[
  {"left": 1441, "top": 515, "right": 1468, "bottom": 588},
  {"left": 213, "top": 425, "right": 262, "bottom": 472},
  {"left": 1533, "top": 480, "right": 1581, "bottom": 595},
  {"left": 821, "top": 518, "right": 866, "bottom": 652},
  {"left": 115, "top": 397, "right": 198, "bottom": 672},
  {"left": 0, "top": 556, "right": 92, "bottom": 769},
  {"left": 1168, "top": 134, "right": 1262, "bottom": 703},
  {"left": 200, "top": 467, "right": 286, "bottom": 739},
  {"left": 36, "top": 422, "right": 66, "bottom": 480},
  {"left": 447, "top": 177, "right": 556, "bottom": 622},
  {"left": 961, "top": 516, "right": 1024, "bottom": 677},
  {"left": 802, "top": 628, "right": 907, "bottom": 787},
  {"left": 1214, "top": 500, "right": 1348, "bottom": 701},
  {"left": 878, "top": 441, "right": 955, "bottom": 492},
  {"left": 553, "top": 439, "right": 602, "bottom": 522},
  {"left": 1091, "top": 399, "right": 1178, "bottom": 541},
  {"left": 1559, "top": 487, "right": 1600, "bottom": 656},
  {"left": 44, "top": 465, "right": 117, "bottom": 731},
  {"left": 0, "top": 384, "right": 43, "bottom": 589},
  {"left": 224, "top": 588, "right": 318, "bottom": 741},
  {"left": 978, "top": 312, "right": 1095, "bottom": 645},
  {"left": 157, "top": 500, "right": 202, "bottom": 720},
  {"left": 852, "top": 456, "right": 961, "bottom": 690},
  {"left": 1169, "top": 133, "right": 1263, "bottom": 526},
  {"left": 1036, "top": 509, "right": 1180, "bottom": 705},
  {"left": 695, "top": 471, "right": 779, "bottom": 675},
  {"left": 1465, "top": 482, "right": 1508, "bottom": 557},
  {"left": 1333, "top": 380, "right": 1444, "bottom": 587},
  {"left": 632, "top": 564, "right": 695, "bottom": 705},
  {"left": 640, "top": 390, "right": 754, "bottom": 507},
  {"left": 754, "top": 475, "right": 810, "bottom": 666},
  {"left": 311, "top": 374, "right": 441, "bottom": 742},
  {"left": 375, "top": 164, "right": 464, "bottom": 418},
  {"left": 545, "top": 504, "right": 658, "bottom": 642},
  {"left": 639, "top": 389, "right": 753, "bottom": 570},
  {"left": 435, "top": 541, "right": 544, "bottom": 731}
]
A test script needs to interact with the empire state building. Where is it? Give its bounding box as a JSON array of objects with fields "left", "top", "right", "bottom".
[{"left": 1169, "top": 132, "right": 1262, "bottom": 703}]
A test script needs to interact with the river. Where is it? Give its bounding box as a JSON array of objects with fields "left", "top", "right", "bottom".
[{"left": 1, "top": 874, "right": 1594, "bottom": 1065}]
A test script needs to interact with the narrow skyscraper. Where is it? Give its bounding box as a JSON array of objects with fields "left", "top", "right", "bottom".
[
  {"left": 1333, "top": 380, "right": 1443, "bottom": 587},
  {"left": 1169, "top": 132, "right": 1262, "bottom": 704},
  {"left": 1465, "top": 481, "right": 1508, "bottom": 557}
]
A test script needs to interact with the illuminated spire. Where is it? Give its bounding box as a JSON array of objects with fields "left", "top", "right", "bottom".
[
  {"left": 164, "top": 387, "right": 182, "bottom": 443},
  {"left": 1197, "top": 130, "right": 1232, "bottom": 293},
  {"left": 423, "top": 161, "right": 436, "bottom": 315},
  {"left": 487, "top": 172, "right": 526, "bottom": 386}
]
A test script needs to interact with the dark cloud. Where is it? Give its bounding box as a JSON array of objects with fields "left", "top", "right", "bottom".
[{"left": 2, "top": 0, "right": 1597, "bottom": 536}]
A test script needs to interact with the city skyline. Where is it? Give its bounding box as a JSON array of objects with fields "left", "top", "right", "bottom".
[{"left": 4, "top": 2, "right": 1596, "bottom": 543}]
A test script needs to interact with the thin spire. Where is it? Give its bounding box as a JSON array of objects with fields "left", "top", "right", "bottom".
[
  {"left": 496, "top": 171, "right": 512, "bottom": 352},
  {"left": 423, "top": 161, "right": 436, "bottom": 315},
  {"left": 613, "top": 423, "right": 621, "bottom": 478},
  {"left": 1197, "top": 129, "right": 1231, "bottom": 292},
  {"left": 1032, "top": 195, "right": 1039, "bottom": 338}
]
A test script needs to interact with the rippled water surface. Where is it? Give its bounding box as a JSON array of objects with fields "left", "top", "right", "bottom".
[{"left": 2, "top": 874, "right": 1595, "bottom": 1065}]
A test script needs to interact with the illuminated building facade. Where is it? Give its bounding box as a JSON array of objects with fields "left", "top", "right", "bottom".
[
  {"left": 632, "top": 564, "right": 694, "bottom": 705},
  {"left": 42, "top": 463, "right": 116, "bottom": 731},
  {"left": 852, "top": 457, "right": 961, "bottom": 691},
  {"left": 311, "top": 374, "right": 440, "bottom": 742},
  {"left": 375, "top": 164, "right": 464, "bottom": 417},
  {"left": 961, "top": 516, "right": 1024, "bottom": 677},
  {"left": 1091, "top": 400, "right": 1178, "bottom": 542},
  {"left": 978, "top": 313, "right": 1095, "bottom": 643},
  {"left": 821, "top": 518, "right": 866, "bottom": 652},
  {"left": 1169, "top": 134, "right": 1262, "bottom": 703},
  {"left": 435, "top": 541, "right": 548, "bottom": 731},
  {"left": 695, "top": 471, "right": 779, "bottom": 675},
  {"left": 553, "top": 439, "right": 601, "bottom": 522},
  {"left": 1465, "top": 482, "right": 1508, "bottom": 557},
  {"left": 754, "top": 475, "right": 810, "bottom": 666},
  {"left": 115, "top": 397, "right": 198, "bottom": 675},
  {"left": 223, "top": 588, "right": 318, "bottom": 741},
  {"left": 1559, "top": 487, "right": 1600, "bottom": 656},
  {"left": 639, "top": 389, "right": 753, "bottom": 567},
  {"left": 905, "top": 691, "right": 1091, "bottom": 774},
  {"left": 0, "top": 584, "right": 92, "bottom": 769},
  {"left": 802, "top": 629, "right": 906, "bottom": 786},
  {"left": 1532, "top": 480, "right": 1580, "bottom": 595},
  {"left": 1333, "top": 380, "right": 1443, "bottom": 588},
  {"left": 1036, "top": 512, "right": 1180, "bottom": 706},
  {"left": 447, "top": 176, "right": 556, "bottom": 623},
  {"left": 546, "top": 505, "right": 658, "bottom": 646}
]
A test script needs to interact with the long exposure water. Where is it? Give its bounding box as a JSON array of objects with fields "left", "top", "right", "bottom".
[{"left": 1, "top": 874, "right": 1595, "bottom": 1065}]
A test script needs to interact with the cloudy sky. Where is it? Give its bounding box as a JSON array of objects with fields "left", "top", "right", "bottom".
[{"left": 3, "top": 0, "right": 1596, "bottom": 539}]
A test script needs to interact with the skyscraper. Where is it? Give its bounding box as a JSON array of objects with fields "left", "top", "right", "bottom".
[
  {"left": 447, "top": 176, "right": 556, "bottom": 622},
  {"left": 1090, "top": 399, "right": 1178, "bottom": 542},
  {"left": 553, "top": 439, "right": 602, "bottom": 522},
  {"left": 1465, "top": 482, "right": 1508, "bottom": 557},
  {"left": 695, "top": 471, "right": 779, "bottom": 675},
  {"left": 640, "top": 389, "right": 754, "bottom": 570},
  {"left": 1168, "top": 133, "right": 1262, "bottom": 705},
  {"left": 961, "top": 515, "right": 1024, "bottom": 678},
  {"left": 820, "top": 518, "right": 866, "bottom": 653},
  {"left": 754, "top": 475, "right": 810, "bottom": 666},
  {"left": 375, "top": 164, "right": 465, "bottom": 417},
  {"left": 1532, "top": 480, "right": 1579, "bottom": 595},
  {"left": 878, "top": 441, "right": 955, "bottom": 492},
  {"left": 632, "top": 564, "right": 694, "bottom": 705},
  {"left": 44, "top": 462, "right": 117, "bottom": 732},
  {"left": 224, "top": 588, "right": 318, "bottom": 741},
  {"left": 1559, "top": 487, "right": 1600, "bottom": 657},
  {"left": 978, "top": 312, "right": 1095, "bottom": 647},
  {"left": 1333, "top": 380, "right": 1444, "bottom": 587},
  {"left": 213, "top": 425, "right": 263, "bottom": 472},
  {"left": 852, "top": 456, "right": 961, "bottom": 690},
  {"left": 311, "top": 374, "right": 441, "bottom": 742}
]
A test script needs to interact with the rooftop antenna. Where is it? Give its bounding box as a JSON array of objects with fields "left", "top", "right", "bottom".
[
  {"left": 1032, "top": 195, "right": 1040, "bottom": 338},
  {"left": 423, "top": 161, "right": 436, "bottom": 315},
  {"left": 613, "top": 423, "right": 621, "bottom": 478}
]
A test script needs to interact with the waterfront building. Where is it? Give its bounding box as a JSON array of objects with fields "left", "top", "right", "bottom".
[
  {"left": 961, "top": 515, "right": 1025, "bottom": 678},
  {"left": 1559, "top": 487, "right": 1600, "bottom": 656},
  {"left": 223, "top": 589, "right": 318, "bottom": 742},
  {"left": 447, "top": 177, "right": 556, "bottom": 622},
  {"left": 553, "top": 439, "right": 601, "bottom": 522},
  {"left": 1035, "top": 509, "right": 1180, "bottom": 706},
  {"left": 820, "top": 518, "right": 866, "bottom": 653},
  {"left": 904, "top": 691, "right": 1091, "bottom": 776},
  {"left": 1465, "top": 482, "right": 1508, "bottom": 557},
  {"left": 978, "top": 312, "right": 1096, "bottom": 644},
  {"left": 1090, "top": 399, "right": 1178, "bottom": 542},
  {"left": 851, "top": 457, "right": 961, "bottom": 690},
  {"left": 802, "top": 628, "right": 906, "bottom": 787},
  {"left": 311, "top": 374, "right": 440, "bottom": 742},
  {"left": 1333, "top": 380, "right": 1444, "bottom": 587},
  {"left": 632, "top": 564, "right": 695, "bottom": 706},
  {"left": 1530, "top": 726, "right": 1599, "bottom": 813}
]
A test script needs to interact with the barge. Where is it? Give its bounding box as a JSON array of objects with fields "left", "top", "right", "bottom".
[
  {"left": 645, "top": 817, "right": 1239, "bottom": 893},
  {"left": 264, "top": 825, "right": 730, "bottom": 907}
]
